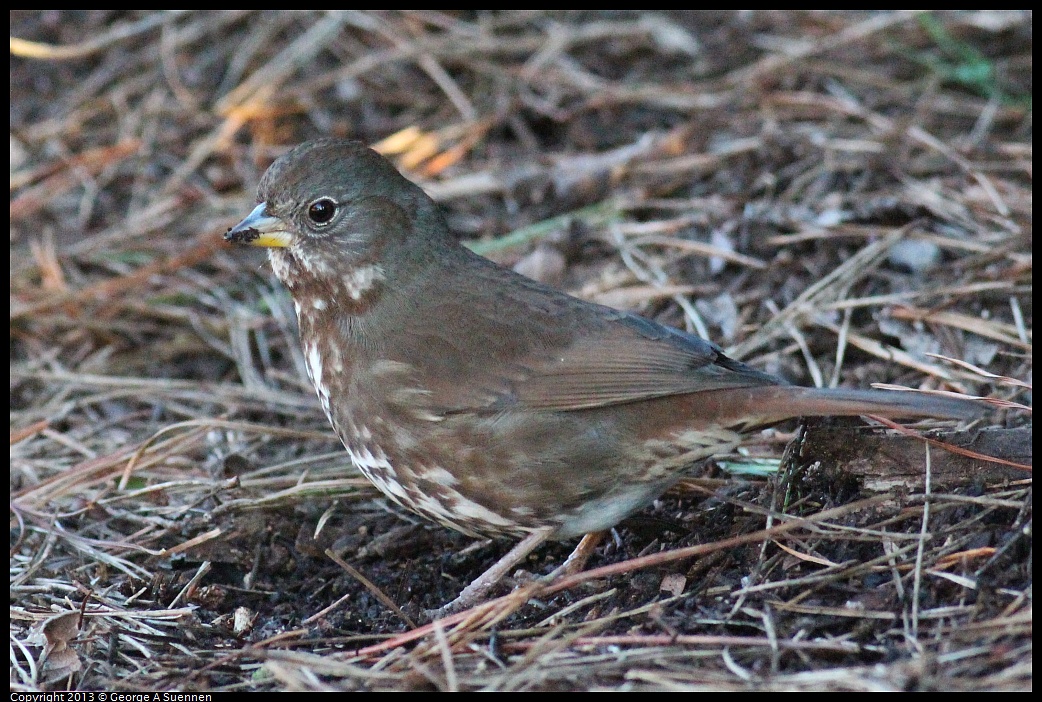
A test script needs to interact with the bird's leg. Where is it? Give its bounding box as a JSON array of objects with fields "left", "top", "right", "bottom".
[
  {"left": 426, "top": 526, "right": 555, "bottom": 620},
  {"left": 546, "top": 530, "right": 605, "bottom": 580}
]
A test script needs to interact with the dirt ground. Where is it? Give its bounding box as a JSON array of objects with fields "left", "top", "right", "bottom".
[{"left": 11, "top": 11, "right": 1031, "bottom": 691}]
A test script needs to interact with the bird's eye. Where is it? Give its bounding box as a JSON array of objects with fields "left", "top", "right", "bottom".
[{"left": 307, "top": 198, "right": 337, "bottom": 225}]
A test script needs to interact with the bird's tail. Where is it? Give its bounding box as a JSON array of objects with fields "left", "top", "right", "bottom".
[{"left": 679, "top": 385, "right": 981, "bottom": 431}]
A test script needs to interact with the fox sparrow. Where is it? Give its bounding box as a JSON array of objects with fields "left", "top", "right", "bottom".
[{"left": 226, "top": 139, "right": 979, "bottom": 614}]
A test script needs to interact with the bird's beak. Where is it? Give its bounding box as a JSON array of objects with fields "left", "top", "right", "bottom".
[{"left": 225, "top": 203, "right": 293, "bottom": 248}]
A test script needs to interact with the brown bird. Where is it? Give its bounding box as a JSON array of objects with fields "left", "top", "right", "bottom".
[{"left": 226, "top": 138, "right": 979, "bottom": 616}]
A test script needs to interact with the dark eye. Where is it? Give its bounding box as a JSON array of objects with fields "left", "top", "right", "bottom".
[{"left": 307, "top": 198, "right": 337, "bottom": 225}]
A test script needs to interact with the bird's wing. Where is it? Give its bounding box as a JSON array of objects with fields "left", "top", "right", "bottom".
[
  {"left": 504, "top": 310, "right": 782, "bottom": 411},
  {"left": 394, "top": 277, "right": 782, "bottom": 415}
]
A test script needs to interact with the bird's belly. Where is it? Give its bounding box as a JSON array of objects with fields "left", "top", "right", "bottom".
[
  {"left": 339, "top": 431, "right": 540, "bottom": 538},
  {"left": 305, "top": 343, "right": 744, "bottom": 539},
  {"left": 337, "top": 419, "right": 744, "bottom": 540},
  {"left": 296, "top": 344, "right": 529, "bottom": 536}
]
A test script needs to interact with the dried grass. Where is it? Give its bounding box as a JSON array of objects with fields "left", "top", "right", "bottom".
[{"left": 11, "top": 10, "right": 1031, "bottom": 691}]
